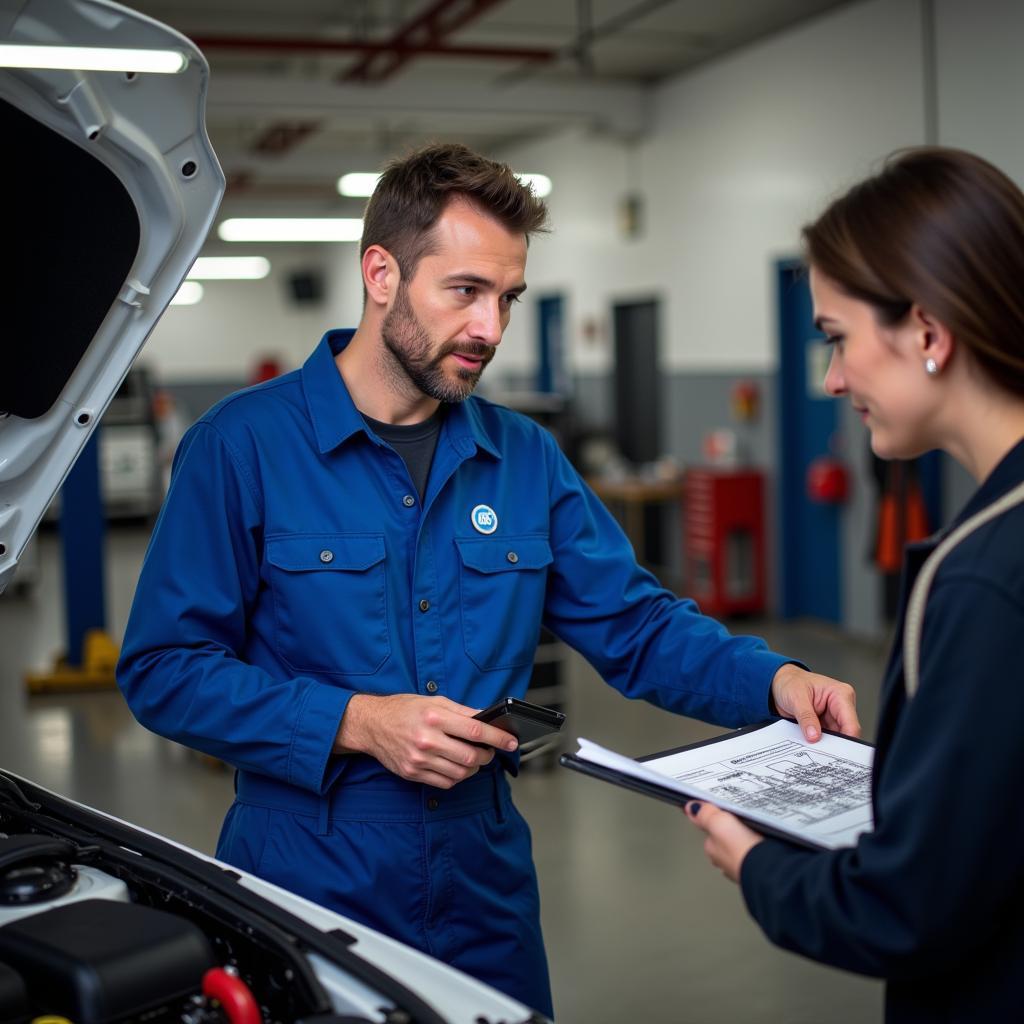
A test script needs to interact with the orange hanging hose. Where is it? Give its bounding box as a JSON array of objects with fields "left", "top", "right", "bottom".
[
  {"left": 876, "top": 466, "right": 931, "bottom": 572},
  {"left": 875, "top": 490, "right": 902, "bottom": 573}
]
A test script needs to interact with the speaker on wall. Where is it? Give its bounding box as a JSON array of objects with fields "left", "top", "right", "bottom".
[{"left": 287, "top": 269, "right": 325, "bottom": 305}]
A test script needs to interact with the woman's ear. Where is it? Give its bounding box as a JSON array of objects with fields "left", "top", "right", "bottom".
[
  {"left": 362, "top": 244, "right": 399, "bottom": 308},
  {"left": 911, "top": 303, "right": 954, "bottom": 373}
]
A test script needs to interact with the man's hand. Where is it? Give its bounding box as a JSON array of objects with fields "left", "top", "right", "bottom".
[
  {"left": 685, "top": 802, "right": 762, "bottom": 883},
  {"left": 334, "top": 693, "right": 519, "bottom": 789},
  {"left": 770, "top": 663, "right": 860, "bottom": 742}
]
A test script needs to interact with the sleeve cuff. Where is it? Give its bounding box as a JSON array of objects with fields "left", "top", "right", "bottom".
[
  {"left": 739, "top": 837, "right": 796, "bottom": 914},
  {"left": 737, "top": 651, "right": 807, "bottom": 722},
  {"left": 287, "top": 681, "right": 354, "bottom": 794}
]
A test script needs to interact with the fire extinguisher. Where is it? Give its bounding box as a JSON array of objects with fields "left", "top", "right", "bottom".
[{"left": 806, "top": 455, "right": 851, "bottom": 504}]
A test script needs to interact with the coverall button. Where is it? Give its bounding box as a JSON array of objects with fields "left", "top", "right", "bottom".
[
  {"left": 402, "top": 494, "right": 416, "bottom": 507},
  {"left": 427, "top": 798, "right": 439, "bottom": 811},
  {"left": 425, "top": 680, "right": 438, "bottom": 693},
  {"left": 319, "top": 549, "right": 334, "bottom": 563},
  {"left": 419, "top": 598, "right": 430, "bottom": 612},
  {"left": 506, "top": 551, "right": 519, "bottom": 563}
]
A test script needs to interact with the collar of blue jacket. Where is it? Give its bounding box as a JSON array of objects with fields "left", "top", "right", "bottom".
[{"left": 302, "top": 329, "right": 502, "bottom": 461}]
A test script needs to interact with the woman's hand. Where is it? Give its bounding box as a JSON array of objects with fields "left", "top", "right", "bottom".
[{"left": 685, "top": 802, "right": 763, "bottom": 883}]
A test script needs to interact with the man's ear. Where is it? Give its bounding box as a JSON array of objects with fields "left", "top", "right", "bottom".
[
  {"left": 362, "top": 244, "right": 399, "bottom": 308},
  {"left": 910, "top": 303, "right": 954, "bottom": 372}
]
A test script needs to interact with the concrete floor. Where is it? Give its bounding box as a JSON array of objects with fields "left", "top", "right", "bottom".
[{"left": 1, "top": 527, "right": 888, "bottom": 1022}]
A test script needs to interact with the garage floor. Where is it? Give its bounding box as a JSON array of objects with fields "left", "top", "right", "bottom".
[{"left": 1, "top": 526, "right": 887, "bottom": 1023}]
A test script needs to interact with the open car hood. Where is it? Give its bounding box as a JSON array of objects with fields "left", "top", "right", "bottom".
[{"left": 0, "top": 0, "right": 224, "bottom": 594}]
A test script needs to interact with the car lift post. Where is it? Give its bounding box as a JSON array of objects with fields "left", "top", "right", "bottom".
[{"left": 25, "top": 431, "right": 119, "bottom": 692}]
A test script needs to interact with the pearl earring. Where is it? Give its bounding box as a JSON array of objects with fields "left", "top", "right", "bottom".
[{"left": 925, "top": 357, "right": 939, "bottom": 376}]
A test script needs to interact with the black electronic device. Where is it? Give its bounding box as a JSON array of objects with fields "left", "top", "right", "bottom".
[{"left": 473, "top": 698, "right": 565, "bottom": 747}]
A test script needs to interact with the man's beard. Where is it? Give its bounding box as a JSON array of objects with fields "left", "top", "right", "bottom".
[{"left": 381, "top": 285, "right": 493, "bottom": 404}]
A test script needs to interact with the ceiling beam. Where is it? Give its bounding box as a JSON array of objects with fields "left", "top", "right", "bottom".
[{"left": 208, "top": 73, "right": 652, "bottom": 140}]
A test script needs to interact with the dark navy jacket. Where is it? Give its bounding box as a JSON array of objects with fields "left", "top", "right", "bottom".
[
  {"left": 741, "top": 439, "right": 1024, "bottom": 1023},
  {"left": 117, "top": 330, "right": 789, "bottom": 796}
]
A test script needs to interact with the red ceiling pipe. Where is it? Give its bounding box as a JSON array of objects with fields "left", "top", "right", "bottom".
[
  {"left": 342, "top": 0, "right": 511, "bottom": 82},
  {"left": 250, "top": 121, "right": 320, "bottom": 155},
  {"left": 191, "top": 34, "right": 554, "bottom": 64}
]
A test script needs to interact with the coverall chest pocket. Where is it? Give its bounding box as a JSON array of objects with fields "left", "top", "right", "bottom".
[
  {"left": 265, "top": 534, "right": 389, "bottom": 675},
  {"left": 455, "top": 536, "right": 553, "bottom": 671}
]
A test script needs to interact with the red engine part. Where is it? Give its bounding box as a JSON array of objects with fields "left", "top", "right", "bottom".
[{"left": 202, "top": 968, "right": 261, "bottom": 1024}]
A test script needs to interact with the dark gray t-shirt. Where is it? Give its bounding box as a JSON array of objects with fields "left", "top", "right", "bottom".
[{"left": 362, "top": 405, "right": 446, "bottom": 500}]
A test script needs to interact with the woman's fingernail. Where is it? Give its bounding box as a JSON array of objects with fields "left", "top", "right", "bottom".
[{"left": 688, "top": 802, "right": 702, "bottom": 814}]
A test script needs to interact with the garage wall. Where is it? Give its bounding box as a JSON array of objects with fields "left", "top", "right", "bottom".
[
  {"left": 141, "top": 251, "right": 340, "bottom": 381},
  {"left": 935, "top": 0, "right": 1024, "bottom": 178},
  {"left": 137, "top": 0, "right": 1023, "bottom": 634},
  {"left": 144, "top": 0, "right": 929, "bottom": 387},
  {"left": 496, "top": 0, "right": 924, "bottom": 635},
  {"left": 497, "top": 0, "right": 925, "bottom": 375},
  {"left": 932, "top": 0, "right": 1024, "bottom": 517}
]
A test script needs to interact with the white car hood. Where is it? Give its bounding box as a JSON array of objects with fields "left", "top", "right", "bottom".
[{"left": 0, "top": 0, "right": 224, "bottom": 594}]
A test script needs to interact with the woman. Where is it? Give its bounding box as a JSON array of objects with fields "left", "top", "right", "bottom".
[{"left": 687, "top": 147, "right": 1024, "bottom": 1022}]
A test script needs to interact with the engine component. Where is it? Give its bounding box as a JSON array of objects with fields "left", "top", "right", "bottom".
[
  {"left": 0, "top": 898, "right": 216, "bottom": 1024},
  {"left": 0, "top": 961, "right": 29, "bottom": 1024},
  {"left": 0, "top": 836, "right": 77, "bottom": 906},
  {"left": 202, "top": 968, "right": 261, "bottom": 1024}
]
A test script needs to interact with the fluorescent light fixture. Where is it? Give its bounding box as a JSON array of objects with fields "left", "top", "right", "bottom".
[
  {"left": 218, "top": 218, "right": 363, "bottom": 243},
  {"left": 337, "top": 170, "right": 552, "bottom": 199},
  {"left": 516, "top": 173, "right": 552, "bottom": 198},
  {"left": 170, "top": 281, "right": 203, "bottom": 305},
  {"left": 0, "top": 44, "right": 187, "bottom": 73},
  {"left": 187, "top": 256, "right": 271, "bottom": 280},
  {"left": 338, "top": 172, "right": 381, "bottom": 198}
]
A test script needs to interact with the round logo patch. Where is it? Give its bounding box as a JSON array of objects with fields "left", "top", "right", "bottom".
[{"left": 470, "top": 504, "right": 498, "bottom": 534}]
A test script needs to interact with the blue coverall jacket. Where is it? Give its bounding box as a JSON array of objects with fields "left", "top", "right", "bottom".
[
  {"left": 118, "top": 330, "right": 791, "bottom": 1016},
  {"left": 740, "top": 438, "right": 1024, "bottom": 1023}
]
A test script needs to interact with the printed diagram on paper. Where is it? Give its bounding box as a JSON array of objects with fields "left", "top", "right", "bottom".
[
  {"left": 659, "top": 743, "right": 870, "bottom": 829},
  {"left": 639, "top": 721, "right": 875, "bottom": 846},
  {"left": 572, "top": 721, "right": 874, "bottom": 847}
]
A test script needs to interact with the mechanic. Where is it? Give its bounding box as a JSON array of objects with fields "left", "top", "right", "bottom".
[{"left": 117, "top": 142, "right": 859, "bottom": 1019}]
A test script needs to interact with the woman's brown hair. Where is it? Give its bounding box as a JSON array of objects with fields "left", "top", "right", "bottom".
[
  {"left": 360, "top": 142, "right": 549, "bottom": 280},
  {"left": 803, "top": 147, "right": 1024, "bottom": 396}
]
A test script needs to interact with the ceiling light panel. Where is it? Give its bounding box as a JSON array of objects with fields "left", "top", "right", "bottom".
[
  {"left": 170, "top": 281, "right": 204, "bottom": 306},
  {"left": 187, "top": 256, "right": 271, "bottom": 279},
  {"left": 0, "top": 44, "right": 187, "bottom": 73},
  {"left": 218, "top": 219, "right": 364, "bottom": 242}
]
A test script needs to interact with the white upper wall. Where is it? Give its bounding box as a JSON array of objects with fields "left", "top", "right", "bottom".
[
  {"left": 935, "top": 0, "right": 1024, "bottom": 179},
  {"left": 142, "top": 0, "right": 1024, "bottom": 382},
  {"left": 501, "top": 0, "right": 925, "bottom": 374},
  {"left": 143, "top": 250, "right": 346, "bottom": 381}
]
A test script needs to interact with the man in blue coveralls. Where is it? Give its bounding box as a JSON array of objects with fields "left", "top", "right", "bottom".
[{"left": 118, "top": 143, "right": 859, "bottom": 1019}]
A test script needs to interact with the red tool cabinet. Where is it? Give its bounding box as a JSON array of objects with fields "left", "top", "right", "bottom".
[{"left": 684, "top": 468, "right": 765, "bottom": 616}]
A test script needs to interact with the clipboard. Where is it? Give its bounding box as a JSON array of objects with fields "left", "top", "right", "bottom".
[{"left": 559, "top": 720, "right": 875, "bottom": 851}]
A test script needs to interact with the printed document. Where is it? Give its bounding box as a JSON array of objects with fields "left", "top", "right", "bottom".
[{"left": 572, "top": 720, "right": 873, "bottom": 849}]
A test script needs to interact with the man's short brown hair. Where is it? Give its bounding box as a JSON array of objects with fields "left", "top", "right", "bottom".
[{"left": 360, "top": 143, "right": 549, "bottom": 280}]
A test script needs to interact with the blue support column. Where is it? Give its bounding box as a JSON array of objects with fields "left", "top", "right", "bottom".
[
  {"left": 536, "top": 295, "right": 565, "bottom": 394},
  {"left": 59, "top": 430, "right": 106, "bottom": 667}
]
